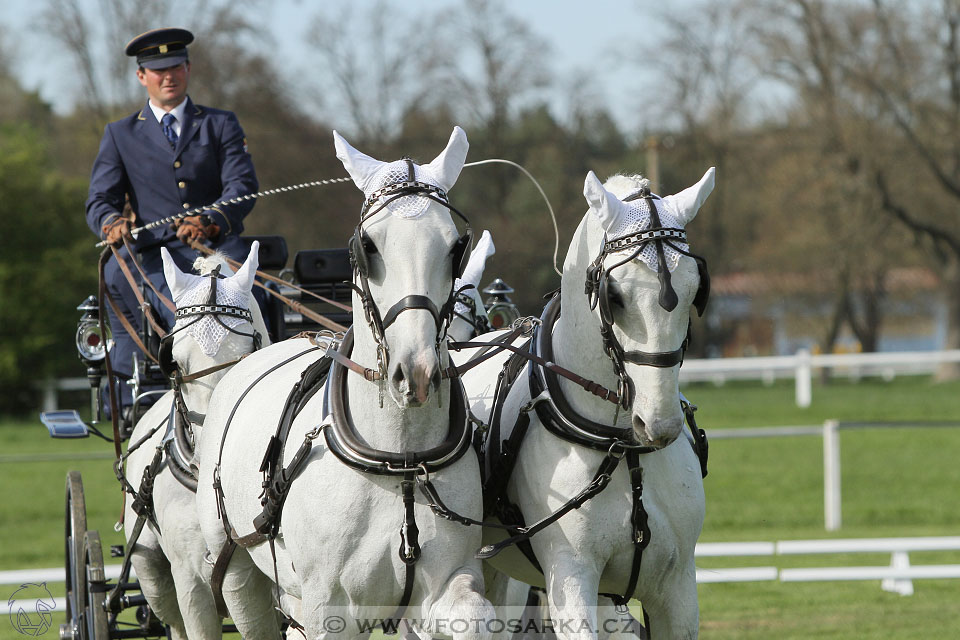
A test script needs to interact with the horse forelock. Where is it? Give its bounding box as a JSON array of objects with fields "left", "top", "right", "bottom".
[
  {"left": 193, "top": 252, "right": 234, "bottom": 277},
  {"left": 604, "top": 173, "right": 651, "bottom": 199}
]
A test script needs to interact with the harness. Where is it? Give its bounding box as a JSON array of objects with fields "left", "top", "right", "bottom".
[
  {"left": 209, "top": 163, "right": 481, "bottom": 629},
  {"left": 462, "top": 188, "right": 712, "bottom": 606}
]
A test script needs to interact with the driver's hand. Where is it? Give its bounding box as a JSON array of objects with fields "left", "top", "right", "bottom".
[
  {"left": 175, "top": 215, "right": 221, "bottom": 244},
  {"left": 101, "top": 217, "right": 132, "bottom": 245}
]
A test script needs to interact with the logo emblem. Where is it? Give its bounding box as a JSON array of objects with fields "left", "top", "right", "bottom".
[
  {"left": 8, "top": 583, "right": 56, "bottom": 636},
  {"left": 159, "top": 44, "right": 168, "bottom": 54}
]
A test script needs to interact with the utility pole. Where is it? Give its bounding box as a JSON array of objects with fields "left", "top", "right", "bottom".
[{"left": 645, "top": 136, "right": 660, "bottom": 194}]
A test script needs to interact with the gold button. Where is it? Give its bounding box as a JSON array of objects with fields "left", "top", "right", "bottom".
[
  {"left": 173, "top": 161, "right": 181, "bottom": 168},
  {"left": 182, "top": 203, "right": 190, "bottom": 209},
  {"left": 178, "top": 181, "right": 186, "bottom": 189}
]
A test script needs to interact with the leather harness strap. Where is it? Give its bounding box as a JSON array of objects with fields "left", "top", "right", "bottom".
[{"left": 121, "top": 234, "right": 176, "bottom": 313}]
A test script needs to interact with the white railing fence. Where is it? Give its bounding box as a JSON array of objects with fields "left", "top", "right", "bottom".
[
  {"left": 679, "top": 348, "right": 960, "bottom": 407},
  {"left": 710, "top": 420, "right": 960, "bottom": 531}
]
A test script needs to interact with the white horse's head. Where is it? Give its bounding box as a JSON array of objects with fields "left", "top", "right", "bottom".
[
  {"left": 160, "top": 241, "right": 265, "bottom": 415},
  {"left": 335, "top": 127, "right": 470, "bottom": 408},
  {"left": 577, "top": 168, "right": 715, "bottom": 447}
]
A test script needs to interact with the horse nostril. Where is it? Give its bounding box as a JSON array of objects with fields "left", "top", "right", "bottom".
[
  {"left": 391, "top": 363, "right": 406, "bottom": 390},
  {"left": 632, "top": 415, "right": 646, "bottom": 432}
]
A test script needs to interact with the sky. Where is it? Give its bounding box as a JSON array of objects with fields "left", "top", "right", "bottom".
[{"left": 0, "top": 0, "right": 673, "bottom": 133}]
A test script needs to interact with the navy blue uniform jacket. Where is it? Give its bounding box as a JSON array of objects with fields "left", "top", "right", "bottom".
[{"left": 85, "top": 97, "right": 258, "bottom": 249}]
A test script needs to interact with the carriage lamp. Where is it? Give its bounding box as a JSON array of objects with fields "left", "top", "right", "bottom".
[
  {"left": 482, "top": 278, "right": 520, "bottom": 330},
  {"left": 76, "top": 296, "right": 107, "bottom": 366},
  {"left": 75, "top": 295, "right": 110, "bottom": 424}
]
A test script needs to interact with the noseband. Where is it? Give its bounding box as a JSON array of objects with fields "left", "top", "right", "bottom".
[
  {"left": 346, "top": 158, "right": 473, "bottom": 396},
  {"left": 584, "top": 186, "right": 710, "bottom": 410}
]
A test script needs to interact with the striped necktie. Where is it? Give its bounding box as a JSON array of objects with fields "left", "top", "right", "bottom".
[{"left": 161, "top": 113, "right": 178, "bottom": 148}]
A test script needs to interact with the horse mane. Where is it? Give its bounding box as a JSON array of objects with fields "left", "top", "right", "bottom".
[
  {"left": 192, "top": 252, "right": 273, "bottom": 347},
  {"left": 603, "top": 173, "right": 651, "bottom": 199}
]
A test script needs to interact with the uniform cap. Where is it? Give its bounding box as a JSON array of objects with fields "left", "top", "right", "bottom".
[{"left": 125, "top": 28, "right": 193, "bottom": 69}]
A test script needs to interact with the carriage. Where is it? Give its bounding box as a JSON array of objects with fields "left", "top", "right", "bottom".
[{"left": 38, "top": 127, "right": 712, "bottom": 640}]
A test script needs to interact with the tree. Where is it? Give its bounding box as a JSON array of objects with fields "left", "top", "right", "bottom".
[
  {"left": 0, "top": 122, "right": 95, "bottom": 414},
  {"left": 758, "top": 0, "right": 960, "bottom": 374}
]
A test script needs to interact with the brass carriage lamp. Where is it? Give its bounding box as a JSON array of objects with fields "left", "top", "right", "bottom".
[{"left": 482, "top": 278, "right": 520, "bottom": 329}]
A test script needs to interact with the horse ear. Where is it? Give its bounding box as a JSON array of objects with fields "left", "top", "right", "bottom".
[
  {"left": 229, "top": 240, "right": 260, "bottom": 293},
  {"left": 662, "top": 167, "right": 715, "bottom": 226},
  {"left": 583, "top": 171, "right": 622, "bottom": 233},
  {"left": 161, "top": 247, "right": 194, "bottom": 301},
  {"left": 459, "top": 229, "right": 495, "bottom": 287},
  {"left": 423, "top": 126, "right": 469, "bottom": 191},
  {"left": 333, "top": 129, "right": 383, "bottom": 193}
]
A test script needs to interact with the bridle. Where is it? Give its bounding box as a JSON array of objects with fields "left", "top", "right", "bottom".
[
  {"left": 346, "top": 158, "right": 473, "bottom": 397},
  {"left": 155, "top": 265, "right": 262, "bottom": 490},
  {"left": 157, "top": 265, "right": 262, "bottom": 381},
  {"left": 584, "top": 186, "right": 710, "bottom": 411}
]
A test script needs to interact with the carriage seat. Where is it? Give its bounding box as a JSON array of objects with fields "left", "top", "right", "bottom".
[{"left": 270, "top": 248, "right": 353, "bottom": 340}]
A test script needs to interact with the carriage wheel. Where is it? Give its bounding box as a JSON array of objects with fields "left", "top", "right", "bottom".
[
  {"left": 81, "top": 530, "right": 110, "bottom": 640},
  {"left": 63, "top": 471, "right": 87, "bottom": 639}
]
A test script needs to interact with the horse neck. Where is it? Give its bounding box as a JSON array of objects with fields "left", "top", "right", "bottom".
[
  {"left": 551, "top": 216, "right": 626, "bottom": 425},
  {"left": 346, "top": 310, "right": 453, "bottom": 453}
]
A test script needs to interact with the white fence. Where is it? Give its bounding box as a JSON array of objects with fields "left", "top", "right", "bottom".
[
  {"left": 695, "top": 536, "right": 960, "bottom": 595},
  {"left": 710, "top": 420, "right": 960, "bottom": 531},
  {"left": 5, "top": 537, "right": 958, "bottom": 602},
  {"left": 679, "top": 348, "right": 960, "bottom": 407}
]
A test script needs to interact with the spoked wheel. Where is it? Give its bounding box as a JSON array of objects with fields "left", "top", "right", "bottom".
[
  {"left": 63, "top": 471, "right": 87, "bottom": 640},
  {"left": 81, "top": 530, "right": 110, "bottom": 640}
]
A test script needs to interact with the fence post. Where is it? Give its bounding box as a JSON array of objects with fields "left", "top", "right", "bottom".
[
  {"left": 823, "top": 419, "right": 842, "bottom": 531},
  {"left": 796, "top": 348, "right": 812, "bottom": 408},
  {"left": 41, "top": 378, "right": 57, "bottom": 414}
]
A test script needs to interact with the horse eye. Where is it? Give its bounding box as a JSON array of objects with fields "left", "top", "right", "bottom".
[
  {"left": 608, "top": 288, "right": 625, "bottom": 309},
  {"left": 361, "top": 233, "right": 378, "bottom": 254}
]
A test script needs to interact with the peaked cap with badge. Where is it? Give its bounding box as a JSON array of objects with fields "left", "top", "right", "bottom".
[{"left": 125, "top": 27, "right": 194, "bottom": 69}]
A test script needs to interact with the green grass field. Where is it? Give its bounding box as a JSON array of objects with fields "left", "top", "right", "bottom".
[{"left": 2, "top": 375, "right": 960, "bottom": 638}]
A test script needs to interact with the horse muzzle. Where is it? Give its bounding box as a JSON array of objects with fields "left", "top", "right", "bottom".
[
  {"left": 632, "top": 412, "right": 684, "bottom": 449},
  {"left": 388, "top": 357, "right": 441, "bottom": 407}
]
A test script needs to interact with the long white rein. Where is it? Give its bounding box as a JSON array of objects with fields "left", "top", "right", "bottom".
[{"left": 93, "top": 159, "right": 563, "bottom": 276}]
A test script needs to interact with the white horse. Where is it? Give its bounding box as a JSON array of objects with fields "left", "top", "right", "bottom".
[
  {"left": 458, "top": 169, "right": 715, "bottom": 640},
  {"left": 196, "top": 127, "right": 496, "bottom": 640},
  {"left": 121, "top": 241, "right": 267, "bottom": 640}
]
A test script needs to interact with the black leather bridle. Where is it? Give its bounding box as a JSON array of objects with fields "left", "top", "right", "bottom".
[
  {"left": 584, "top": 186, "right": 710, "bottom": 410},
  {"left": 346, "top": 158, "right": 474, "bottom": 397}
]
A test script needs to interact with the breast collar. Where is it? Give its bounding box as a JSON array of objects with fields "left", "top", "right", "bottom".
[
  {"left": 321, "top": 329, "right": 474, "bottom": 475},
  {"left": 526, "top": 295, "right": 657, "bottom": 453}
]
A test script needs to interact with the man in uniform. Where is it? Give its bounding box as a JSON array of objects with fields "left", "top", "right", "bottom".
[{"left": 86, "top": 27, "right": 260, "bottom": 423}]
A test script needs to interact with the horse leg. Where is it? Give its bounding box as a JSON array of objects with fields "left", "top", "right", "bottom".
[
  {"left": 596, "top": 597, "right": 646, "bottom": 640},
  {"left": 542, "top": 559, "right": 601, "bottom": 640},
  {"left": 636, "top": 567, "right": 698, "bottom": 640},
  {"left": 218, "top": 547, "right": 283, "bottom": 640},
  {"left": 128, "top": 530, "right": 189, "bottom": 640},
  {"left": 165, "top": 543, "right": 222, "bottom": 640},
  {"left": 425, "top": 567, "right": 496, "bottom": 640}
]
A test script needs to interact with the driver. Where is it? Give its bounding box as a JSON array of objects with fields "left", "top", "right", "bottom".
[{"left": 85, "top": 27, "right": 260, "bottom": 427}]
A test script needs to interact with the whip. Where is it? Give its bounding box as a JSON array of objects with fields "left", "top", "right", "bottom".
[{"left": 94, "top": 177, "right": 353, "bottom": 248}]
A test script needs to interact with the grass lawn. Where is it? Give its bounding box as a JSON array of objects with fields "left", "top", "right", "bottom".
[{"left": 2, "top": 374, "right": 960, "bottom": 638}]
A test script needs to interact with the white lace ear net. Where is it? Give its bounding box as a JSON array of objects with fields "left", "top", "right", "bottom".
[
  {"left": 362, "top": 160, "right": 445, "bottom": 219},
  {"left": 605, "top": 192, "right": 689, "bottom": 273},
  {"left": 171, "top": 277, "right": 251, "bottom": 356}
]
